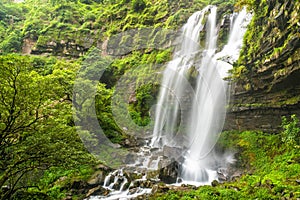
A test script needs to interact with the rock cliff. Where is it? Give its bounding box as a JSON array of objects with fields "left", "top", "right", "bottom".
[{"left": 224, "top": 0, "right": 300, "bottom": 133}]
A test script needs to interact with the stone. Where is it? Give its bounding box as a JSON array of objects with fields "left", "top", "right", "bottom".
[
  {"left": 162, "top": 145, "right": 183, "bottom": 159},
  {"left": 157, "top": 184, "right": 170, "bottom": 192},
  {"left": 158, "top": 161, "right": 180, "bottom": 184},
  {"left": 63, "top": 196, "right": 72, "bottom": 200},
  {"left": 71, "top": 180, "right": 87, "bottom": 190},
  {"left": 151, "top": 184, "right": 159, "bottom": 193},
  {"left": 140, "top": 180, "right": 153, "bottom": 188},
  {"left": 128, "top": 188, "right": 138, "bottom": 195},
  {"left": 122, "top": 136, "right": 140, "bottom": 148},
  {"left": 87, "top": 170, "right": 105, "bottom": 186},
  {"left": 217, "top": 168, "right": 228, "bottom": 182},
  {"left": 230, "top": 171, "right": 242, "bottom": 181},
  {"left": 86, "top": 186, "right": 108, "bottom": 198},
  {"left": 95, "top": 163, "right": 111, "bottom": 171},
  {"left": 124, "top": 153, "right": 137, "bottom": 164},
  {"left": 211, "top": 180, "right": 219, "bottom": 187}
]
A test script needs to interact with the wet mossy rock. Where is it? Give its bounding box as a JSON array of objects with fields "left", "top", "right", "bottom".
[{"left": 225, "top": 0, "right": 300, "bottom": 133}]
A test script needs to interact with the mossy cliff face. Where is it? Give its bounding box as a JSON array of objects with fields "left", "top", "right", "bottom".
[
  {"left": 225, "top": 0, "right": 300, "bottom": 133},
  {"left": 20, "top": 0, "right": 222, "bottom": 57}
]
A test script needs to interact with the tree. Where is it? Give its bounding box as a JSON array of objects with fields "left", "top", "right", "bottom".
[{"left": 0, "top": 54, "right": 94, "bottom": 199}]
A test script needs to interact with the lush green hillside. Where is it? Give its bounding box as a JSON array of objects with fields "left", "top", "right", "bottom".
[{"left": 1, "top": 0, "right": 235, "bottom": 57}]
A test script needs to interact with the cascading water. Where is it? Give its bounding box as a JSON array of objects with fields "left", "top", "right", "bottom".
[
  {"left": 150, "top": 6, "right": 213, "bottom": 148},
  {"left": 152, "top": 6, "right": 251, "bottom": 184},
  {"left": 181, "top": 6, "right": 222, "bottom": 184}
]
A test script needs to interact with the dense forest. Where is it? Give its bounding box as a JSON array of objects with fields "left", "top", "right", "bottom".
[{"left": 0, "top": 0, "right": 299, "bottom": 199}]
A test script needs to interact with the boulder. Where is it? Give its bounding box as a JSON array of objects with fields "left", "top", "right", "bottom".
[
  {"left": 87, "top": 170, "right": 105, "bottom": 186},
  {"left": 86, "top": 186, "right": 109, "bottom": 198},
  {"left": 124, "top": 153, "right": 137, "bottom": 164},
  {"left": 71, "top": 180, "right": 87, "bottom": 190},
  {"left": 217, "top": 168, "right": 228, "bottom": 182},
  {"left": 162, "top": 146, "right": 183, "bottom": 160},
  {"left": 95, "top": 163, "right": 111, "bottom": 172},
  {"left": 158, "top": 161, "right": 180, "bottom": 184},
  {"left": 211, "top": 180, "right": 219, "bottom": 187}
]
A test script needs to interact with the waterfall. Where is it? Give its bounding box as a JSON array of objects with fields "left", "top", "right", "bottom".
[
  {"left": 150, "top": 6, "right": 214, "bottom": 147},
  {"left": 151, "top": 7, "right": 251, "bottom": 183},
  {"left": 87, "top": 6, "right": 251, "bottom": 200}
]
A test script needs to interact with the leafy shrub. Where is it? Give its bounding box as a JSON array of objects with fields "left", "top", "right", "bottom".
[
  {"left": 281, "top": 114, "right": 300, "bottom": 147},
  {"left": 0, "top": 31, "right": 22, "bottom": 53},
  {"left": 156, "top": 50, "right": 171, "bottom": 64}
]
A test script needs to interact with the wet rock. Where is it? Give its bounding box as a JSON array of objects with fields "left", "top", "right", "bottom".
[
  {"left": 122, "top": 182, "right": 131, "bottom": 191},
  {"left": 146, "top": 170, "right": 159, "bottom": 180},
  {"left": 180, "top": 184, "right": 197, "bottom": 190},
  {"left": 86, "top": 186, "right": 109, "bottom": 198},
  {"left": 103, "top": 175, "right": 115, "bottom": 187},
  {"left": 129, "top": 180, "right": 141, "bottom": 189},
  {"left": 121, "top": 136, "right": 141, "bottom": 148},
  {"left": 217, "top": 168, "right": 228, "bottom": 182},
  {"left": 230, "top": 171, "right": 242, "bottom": 181},
  {"left": 128, "top": 172, "right": 143, "bottom": 181},
  {"left": 177, "top": 177, "right": 183, "bottom": 183},
  {"left": 140, "top": 180, "right": 153, "bottom": 188},
  {"left": 128, "top": 187, "right": 138, "bottom": 195},
  {"left": 220, "top": 14, "right": 231, "bottom": 28},
  {"left": 71, "top": 180, "right": 87, "bottom": 190},
  {"left": 150, "top": 147, "right": 159, "bottom": 152},
  {"left": 95, "top": 164, "right": 111, "bottom": 172},
  {"left": 124, "top": 153, "right": 137, "bottom": 164},
  {"left": 224, "top": 0, "right": 300, "bottom": 134},
  {"left": 156, "top": 184, "right": 170, "bottom": 192},
  {"left": 151, "top": 184, "right": 159, "bottom": 193},
  {"left": 163, "top": 146, "right": 183, "bottom": 159},
  {"left": 112, "top": 177, "right": 126, "bottom": 190},
  {"left": 87, "top": 171, "right": 105, "bottom": 186},
  {"left": 211, "top": 180, "right": 219, "bottom": 187},
  {"left": 63, "top": 195, "right": 72, "bottom": 200},
  {"left": 158, "top": 161, "right": 180, "bottom": 184}
]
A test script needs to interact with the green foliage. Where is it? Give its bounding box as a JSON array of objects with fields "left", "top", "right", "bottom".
[
  {"left": 155, "top": 49, "right": 171, "bottom": 64},
  {"left": 0, "top": 54, "right": 95, "bottom": 200},
  {"left": 0, "top": 31, "right": 23, "bottom": 53},
  {"left": 129, "top": 83, "right": 158, "bottom": 126},
  {"left": 0, "top": 2, "right": 26, "bottom": 54},
  {"left": 281, "top": 114, "right": 300, "bottom": 147},
  {"left": 95, "top": 83, "right": 125, "bottom": 143}
]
